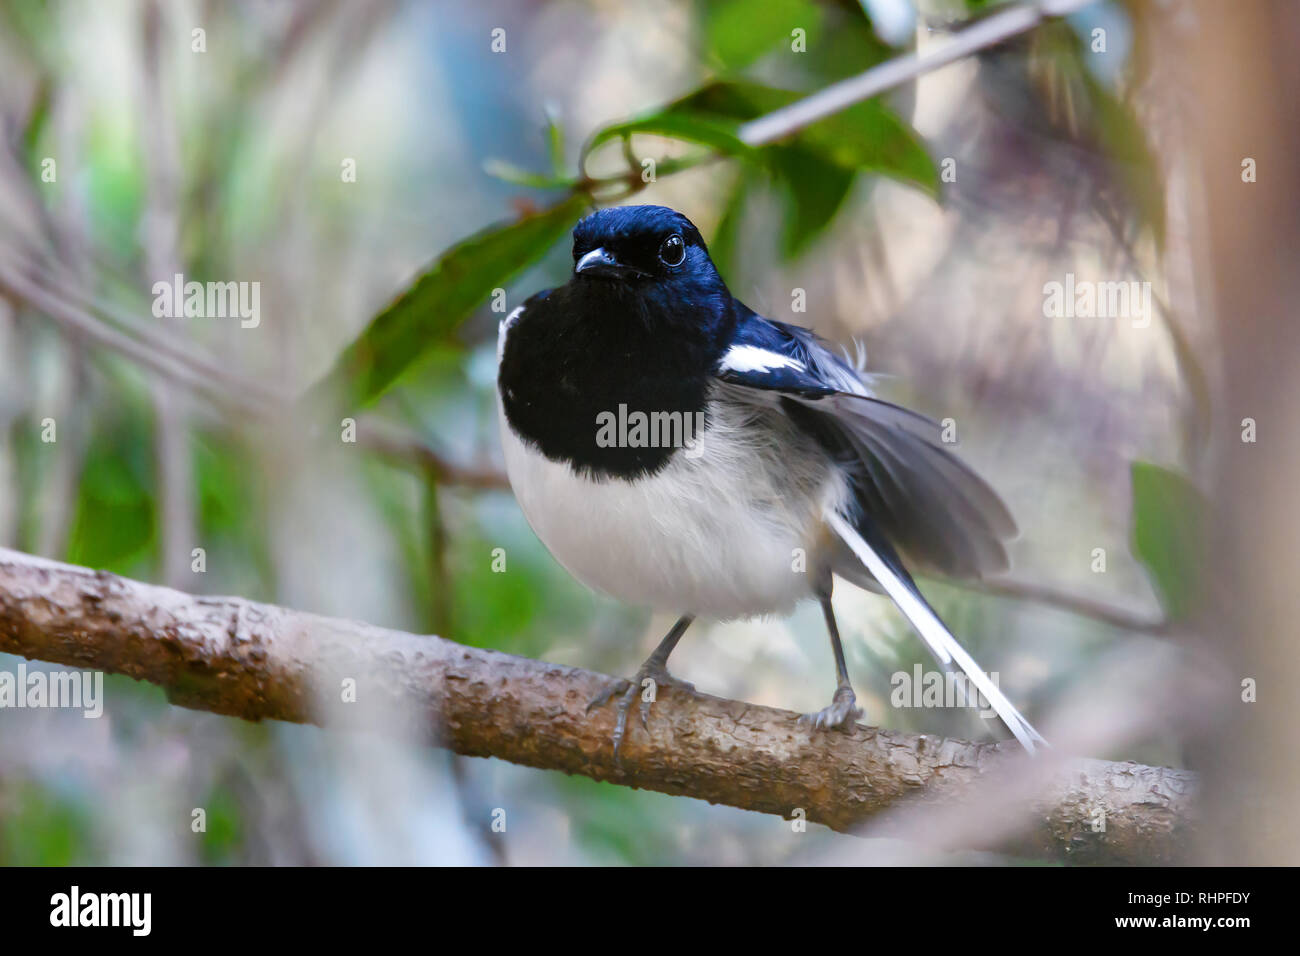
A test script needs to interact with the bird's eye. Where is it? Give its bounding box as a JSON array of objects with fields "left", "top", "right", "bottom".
[{"left": 658, "top": 234, "right": 686, "bottom": 267}]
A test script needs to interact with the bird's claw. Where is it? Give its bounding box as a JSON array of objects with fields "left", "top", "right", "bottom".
[
  {"left": 586, "top": 663, "right": 694, "bottom": 759},
  {"left": 800, "top": 685, "right": 862, "bottom": 731},
  {"left": 585, "top": 678, "right": 631, "bottom": 714}
]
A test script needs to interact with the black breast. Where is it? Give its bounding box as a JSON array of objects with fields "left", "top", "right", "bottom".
[{"left": 498, "top": 284, "right": 724, "bottom": 480}]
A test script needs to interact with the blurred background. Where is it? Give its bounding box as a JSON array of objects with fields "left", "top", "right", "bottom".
[{"left": 0, "top": 0, "right": 1293, "bottom": 865}]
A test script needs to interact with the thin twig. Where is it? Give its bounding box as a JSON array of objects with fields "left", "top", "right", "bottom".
[
  {"left": 738, "top": 0, "right": 1100, "bottom": 146},
  {"left": 954, "top": 575, "right": 1168, "bottom": 634},
  {"left": 0, "top": 262, "right": 265, "bottom": 415},
  {"left": 10, "top": 252, "right": 284, "bottom": 404},
  {"left": 354, "top": 417, "right": 510, "bottom": 491}
]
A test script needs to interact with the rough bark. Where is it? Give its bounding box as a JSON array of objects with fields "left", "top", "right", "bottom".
[{"left": 0, "top": 547, "right": 1194, "bottom": 863}]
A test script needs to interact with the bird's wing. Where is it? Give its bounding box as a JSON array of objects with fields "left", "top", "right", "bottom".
[
  {"left": 717, "top": 307, "right": 1016, "bottom": 580},
  {"left": 716, "top": 308, "right": 1044, "bottom": 753}
]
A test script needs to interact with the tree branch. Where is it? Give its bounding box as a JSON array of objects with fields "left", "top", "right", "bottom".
[{"left": 0, "top": 547, "right": 1194, "bottom": 863}]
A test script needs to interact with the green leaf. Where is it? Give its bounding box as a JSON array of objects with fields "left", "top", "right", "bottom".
[
  {"left": 797, "top": 99, "right": 939, "bottom": 197},
  {"left": 583, "top": 112, "right": 755, "bottom": 168},
  {"left": 580, "top": 78, "right": 935, "bottom": 263},
  {"left": 708, "top": 167, "right": 756, "bottom": 285},
  {"left": 544, "top": 107, "right": 567, "bottom": 177},
  {"left": 665, "top": 80, "right": 936, "bottom": 254},
  {"left": 308, "top": 194, "right": 589, "bottom": 410},
  {"left": 704, "top": 0, "right": 823, "bottom": 71},
  {"left": 481, "top": 158, "right": 575, "bottom": 190},
  {"left": 798, "top": 3, "right": 894, "bottom": 84},
  {"left": 669, "top": 80, "right": 937, "bottom": 196},
  {"left": 1130, "top": 461, "right": 1205, "bottom": 620},
  {"left": 766, "top": 146, "right": 857, "bottom": 258},
  {"left": 669, "top": 80, "right": 798, "bottom": 121}
]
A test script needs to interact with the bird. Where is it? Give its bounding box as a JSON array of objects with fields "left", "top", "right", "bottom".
[{"left": 495, "top": 204, "right": 1044, "bottom": 755}]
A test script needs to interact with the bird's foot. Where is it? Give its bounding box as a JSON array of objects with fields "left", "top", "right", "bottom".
[
  {"left": 800, "top": 685, "right": 863, "bottom": 731},
  {"left": 586, "top": 662, "right": 695, "bottom": 758}
]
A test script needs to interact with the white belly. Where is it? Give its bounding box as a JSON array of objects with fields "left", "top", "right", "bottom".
[{"left": 498, "top": 396, "right": 848, "bottom": 620}]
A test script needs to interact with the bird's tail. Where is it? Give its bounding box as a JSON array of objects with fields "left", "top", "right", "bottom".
[{"left": 825, "top": 509, "right": 1046, "bottom": 754}]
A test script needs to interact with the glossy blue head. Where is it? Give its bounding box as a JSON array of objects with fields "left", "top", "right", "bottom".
[{"left": 568, "top": 205, "right": 732, "bottom": 341}]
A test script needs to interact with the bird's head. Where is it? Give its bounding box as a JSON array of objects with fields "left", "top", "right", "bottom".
[{"left": 570, "top": 205, "right": 728, "bottom": 311}]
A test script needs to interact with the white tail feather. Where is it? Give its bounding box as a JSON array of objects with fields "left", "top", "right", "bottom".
[{"left": 826, "top": 510, "right": 1046, "bottom": 754}]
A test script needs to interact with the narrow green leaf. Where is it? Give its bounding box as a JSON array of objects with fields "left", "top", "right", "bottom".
[
  {"left": 544, "top": 108, "right": 567, "bottom": 177},
  {"left": 584, "top": 112, "right": 755, "bottom": 169},
  {"left": 309, "top": 194, "right": 589, "bottom": 410},
  {"left": 482, "top": 158, "right": 576, "bottom": 190},
  {"left": 1130, "top": 461, "right": 1205, "bottom": 620},
  {"left": 1081, "top": 70, "right": 1166, "bottom": 246}
]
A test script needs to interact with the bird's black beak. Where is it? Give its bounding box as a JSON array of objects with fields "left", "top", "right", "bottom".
[{"left": 575, "top": 247, "right": 640, "bottom": 279}]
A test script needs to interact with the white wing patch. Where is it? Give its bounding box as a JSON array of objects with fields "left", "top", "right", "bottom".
[
  {"left": 720, "top": 344, "right": 805, "bottom": 374},
  {"left": 497, "top": 304, "right": 525, "bottom": 361}
]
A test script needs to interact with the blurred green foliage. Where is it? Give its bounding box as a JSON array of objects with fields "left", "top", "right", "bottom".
[
  {"left": 1130, "top": 461, "right": 1205, "bottom": 621},
  {"left": 65, "top": 394, "right": 157, "bottom": 574},
  {"left": 0, "top": 783, "right": 97, "bottom": 866},
  {"left": 197, "top": 786, "right": 244, "bottom": 865}
]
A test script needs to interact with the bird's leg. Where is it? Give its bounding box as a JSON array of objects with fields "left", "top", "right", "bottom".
[
  {"left": 586, "top": 615, "right": 695, "bottom": 758},
  {"left": 801, "top": 585, "right": 863, "bottom": 731}
]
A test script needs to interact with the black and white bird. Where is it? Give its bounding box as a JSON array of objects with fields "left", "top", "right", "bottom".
[{"left": 496, "top": 204, "right": 1044, "bottom": 754}]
